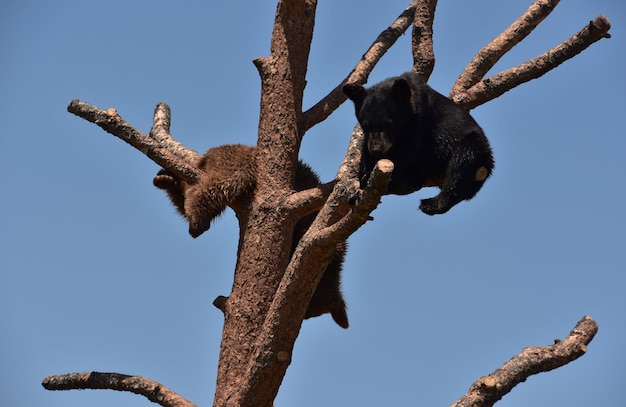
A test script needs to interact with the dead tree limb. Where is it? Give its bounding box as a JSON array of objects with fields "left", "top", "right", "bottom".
[
  {"left": 67, "top": 99, "right": 201, "bottom": 183},
  {"left": 451, "top": 316, "right": 599, "bottom": 407},
  {"left": 411, "top": 0, "right": 438, "bottom": 80},
  {"left": 42, "top": 371, "right": 197, "bottom": 407},
  {"left": 451, "top": 13, "right": 611, "bottom": 109},
  {"left": 452, "top": 0, "right": 561, "bottom": 95},
  {"left": 302, "top": 0, "right": 420, "bottom": 131},
  {"left": 149, "top": 102, "right": 200, "bottom": 164}
]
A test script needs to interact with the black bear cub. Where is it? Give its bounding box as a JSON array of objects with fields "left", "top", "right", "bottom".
[
  {"left": 153, "top": 144, "right": 349, "bottom": 328},
  {"left": 343, "top": 72, "right": 494, "bottom": 215}
]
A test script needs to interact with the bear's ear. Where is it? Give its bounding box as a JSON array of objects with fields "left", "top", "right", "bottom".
[
  {"left": 343, "top": 83, "right": 368, "bottom": 104},
  {"left": 391, "top": 78, "right": 412, "bottom": 103}
]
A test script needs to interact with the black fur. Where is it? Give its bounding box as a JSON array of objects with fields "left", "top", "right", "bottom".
[{"left": 343, "top": 72, "right": 494, "bottom": 215}]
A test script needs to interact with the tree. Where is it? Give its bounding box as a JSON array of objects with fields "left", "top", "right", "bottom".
[{"left": 42, "top": 1, "right": 610, "bottom": 406}]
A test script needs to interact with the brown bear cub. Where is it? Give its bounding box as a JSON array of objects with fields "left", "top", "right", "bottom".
[
  {"left": 344, "top": 72, "right": 494, "bottom": 215},
  {"left": 153, "top": 144, "right": 349, "bottom": 328}
]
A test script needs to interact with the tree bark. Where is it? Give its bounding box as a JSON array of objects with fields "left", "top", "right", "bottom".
[
  {"left": 452, "top": 316, "right": 598, "bottom": 407},
  {"left": 411, "top": 0, "right": 437, "bottom": 80},
  {"left": 42, "top": 372, "right": 196, "bottom": 407},
  {"left": 213, "top": 1, "right": 319, "bottom": 405}
]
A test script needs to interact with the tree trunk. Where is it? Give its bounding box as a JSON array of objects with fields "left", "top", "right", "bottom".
[{"left": 213, "top": 1, "right": 317, "bottom": 405}]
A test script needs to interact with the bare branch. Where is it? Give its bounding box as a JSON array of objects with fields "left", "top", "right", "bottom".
[
  {"left": 283, "top": 180, "right": 336, "bottom": 219},
  {"left": 411, "top": 0, "right": 438, "bottom": 81},
  {"left": 308, "top": 122, "right": 392, "bottom": 244},
  {"left": 320, "top": 159, "right": 392, "bottom": 243},
  {"left": 42, "top": 371, "right": 197, "bottom": 407},
  {"left": 451, "top": 14, "right": 611, "bottom": 109},
  {"left": 150, "top": 102, "right": 200, "bottom": 163},
  {"left": 451, "top": 0, "right": 561, "bottom": 95},
  {"left": 68, "top": 100, "right": 201, "bottom": 182},
  {"left": 301, "top": 0, "right": 420, "bottom": 132},
  {"left": 150, "top": 102, "right": 173, "bottom": 143},
  {"left": 341, "top": 0, "right": 419, "bottom": 87},
  {"left": 452, "top": 316, "right": 598, "bottom": 407}
]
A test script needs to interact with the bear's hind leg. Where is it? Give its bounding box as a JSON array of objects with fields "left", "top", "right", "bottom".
[
  {"left": 420, "top": 140, "right": 492, "bottom": 215},
  {"left": 304, "top": 241, "right": 349, "bottom": 329}
]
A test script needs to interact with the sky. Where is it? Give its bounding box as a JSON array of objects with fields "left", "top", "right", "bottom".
[{"left": 1, "top": 1, "right": 624, "bottom": 406}]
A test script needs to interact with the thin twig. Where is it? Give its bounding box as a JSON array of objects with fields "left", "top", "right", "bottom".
[{"left": 42, "top": 371, "right": 197, "bottom": 407}]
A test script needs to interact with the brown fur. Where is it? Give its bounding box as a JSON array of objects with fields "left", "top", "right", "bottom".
[{"left": 153, "top": 144, "right": 349, "bottom": 328}]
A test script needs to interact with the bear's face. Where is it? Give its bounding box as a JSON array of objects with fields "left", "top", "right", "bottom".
[{"left": 344, "top": 78, "right": 415, "bottom": 160}]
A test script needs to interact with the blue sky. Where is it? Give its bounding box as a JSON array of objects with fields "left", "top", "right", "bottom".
[{"left": 1, "top": 1, "right": 624, "bottom": 406}]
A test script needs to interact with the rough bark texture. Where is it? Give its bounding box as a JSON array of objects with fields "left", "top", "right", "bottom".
[
  {"left": 449, "top": 7, "right": 611, "bottom": 109},
  {"left": 411, "top": 0, "right": 437, "bottom": 80},
  {"left": 451, "top": 0, "right": 561, "bottom": 95},
  {"left": 42, "top": 372, "right": 197, "bottom": 407},
  {"left": 302, "top": 0, "right": 421, "bottom": 132},
  {"left": 45, "top": 1, "right": 611, "bottom": 406},
  {"left": 451, "top": 316, "right": 598, "bottom": 407},
  {"left": 213, "top": 1, "right": 319, "bottom": 405}
]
